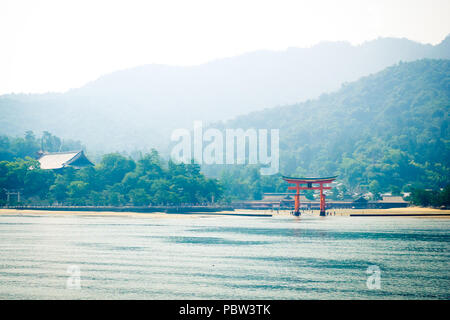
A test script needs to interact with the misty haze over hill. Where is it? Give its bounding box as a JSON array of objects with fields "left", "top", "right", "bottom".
[{"left": 1, "top": 35, "right": 449, "bottom": 152}]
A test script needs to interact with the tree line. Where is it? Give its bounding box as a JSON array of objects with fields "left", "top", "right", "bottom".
[
  {"left": 1, "top": 131, "right": 449, "bottom": 208},
  {"left": 0, "top": 132, "right": 222, "bottom": 206},
  {"left": 409, "top": 187, "right": 450, "bottom": 208}
]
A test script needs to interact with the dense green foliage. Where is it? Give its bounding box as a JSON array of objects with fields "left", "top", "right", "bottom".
[
  {"left": 0, "top": 131, "right": 83, "bottom": 161},
  {"left": 409, "top": 186, "right": 450, "bottom": 208},
  {"left": 208, "top": 165, "right": 287, "bottom": 202},
  {"left": 211, "top": 59, "right": 450, "bottom": 197},
  {"left": 0, "top": 134, "right": 222, "bottom": 206}
]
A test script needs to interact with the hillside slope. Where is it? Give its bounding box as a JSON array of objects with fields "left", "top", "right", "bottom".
[{"left": 220, "top": 59, "right": 450, "bottom": 191}]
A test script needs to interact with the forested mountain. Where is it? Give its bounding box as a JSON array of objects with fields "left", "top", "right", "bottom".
[
  {"left": 1, "top": 36, "right": 449, "bottom": 152},
  {"left": 215, "top": 59, "right": 450, "bottom": 194}
]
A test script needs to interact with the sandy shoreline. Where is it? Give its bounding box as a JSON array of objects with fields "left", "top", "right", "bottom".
[
  {"left": 0, "top": 208, "right": 273, "bottom": 218},
  {"left": 0, "top": 208, "right": 184, "bottom": 218},
  {"left": 0, "top": 207, "right": 449, "bottom": 218}
]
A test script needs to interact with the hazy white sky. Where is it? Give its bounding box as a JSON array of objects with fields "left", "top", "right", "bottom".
[{"left": 1, "top": 0, "right": 449, "bottom": 94}]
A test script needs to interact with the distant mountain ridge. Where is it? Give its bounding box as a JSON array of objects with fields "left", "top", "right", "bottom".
[{"left": 1, "top": 35, "right": 449, "bottom": 152}]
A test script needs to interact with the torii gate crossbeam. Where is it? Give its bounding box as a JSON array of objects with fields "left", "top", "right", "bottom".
[{"left": 282, "top": 176, "right": 337, "bottom": 216}]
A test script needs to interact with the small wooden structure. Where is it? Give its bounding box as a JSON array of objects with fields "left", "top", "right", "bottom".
[
  {"left": 282, "top": 175, "right": 337, "bottom": 216},
  {"left": 3, "top": 189, "right": 22, "bottom": 204}
]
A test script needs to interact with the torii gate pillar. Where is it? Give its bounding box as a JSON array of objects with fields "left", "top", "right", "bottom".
[{"left": 282, "top": 176, "right": 337, "bottom": 216}]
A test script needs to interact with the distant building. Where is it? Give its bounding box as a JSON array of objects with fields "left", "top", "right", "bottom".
[
  {"left": 37, "top": 151, "right": 94, "bottom": 170},
  {"left": 379, "top": 195, "right": 408, "bottom": 204},
  {"left": 232, "top": 192, "right": 409, "bottom": 210},
  {"left": 233, "top": 193, "right": 320, "bottom": 210},
  {"left": 261, "top": 193, "right": 308, "bottom": 203},
  {"left": 362, "top": 192, "right": 373, "bottom": 200}
]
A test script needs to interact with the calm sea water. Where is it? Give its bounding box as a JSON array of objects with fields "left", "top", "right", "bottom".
[{"left": 0, "top": 212, "right": 449, "bottom": 299}]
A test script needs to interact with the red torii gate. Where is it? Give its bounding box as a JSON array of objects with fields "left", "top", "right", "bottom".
[{"left": 282, "top": 176, "right": 337, "bottom": 216}]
